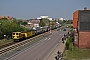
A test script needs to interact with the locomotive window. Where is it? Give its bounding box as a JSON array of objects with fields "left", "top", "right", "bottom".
[
  {"left": 19, "top": 33, "right": 21, "bottom": 36},
  {"left": 16, "top": 33, "right": 18, "bottom": 35},
  {"left": 13, "top": 33, "right": 15, "bottom": 35}
]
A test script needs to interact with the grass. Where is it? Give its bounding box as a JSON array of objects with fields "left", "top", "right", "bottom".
[
  {"left": 0, "top": 39, "right": 13, "bottom": 46},
  {"left": 64, "top": 47, "right": 90, "bottom": 60}
]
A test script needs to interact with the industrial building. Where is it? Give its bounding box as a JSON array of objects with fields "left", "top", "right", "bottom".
[{"left": 73, "top": 7, "right": 90, "bottom": 48}]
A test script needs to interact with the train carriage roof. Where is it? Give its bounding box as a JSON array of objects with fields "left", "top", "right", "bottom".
[{"left": 12, "top": 32, "right": 21, "bottom": 33}]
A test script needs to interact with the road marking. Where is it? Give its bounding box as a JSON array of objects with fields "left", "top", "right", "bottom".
[
  {"left": 44, "top": 40, "right": 61, "bottom": 60},
  {"left": 5, "top": 38, "right": 47, "bottom": 60}
]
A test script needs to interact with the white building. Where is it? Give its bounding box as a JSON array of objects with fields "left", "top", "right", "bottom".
[
  {"left": 40, "top": 16, "right": 48, "bottom": 18},
  {"left": 48, "top": 18, "right": 53, "bottom": 21},
  {"left": 56, "top": 22, "right": 59, "bottom": 24},
  {"left": 37, "top": 17, "right": 41, "bottom": 20},
  {"left": 27, "top": 19, "right": 40, "bottom": 28},
  {"left": 59, "top": 18, "right": 64, "bottom": 21}
]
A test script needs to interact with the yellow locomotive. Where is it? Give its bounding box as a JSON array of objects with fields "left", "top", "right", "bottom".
[
  {"left": 12, "top": 30, "right": 36, "bottom": 42},
  {"left": 12, "top": 32, "right": 23, "bottom": 42}
]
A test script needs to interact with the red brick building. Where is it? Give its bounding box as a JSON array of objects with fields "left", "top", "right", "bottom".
[
  {"left": 73, "top": 7, "right": 90, "bottom": 48},
  {"left": 0, "top": 16, "right": 13, "bottom": 20}
]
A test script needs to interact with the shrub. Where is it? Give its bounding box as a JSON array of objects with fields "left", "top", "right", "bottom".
[{"left": 66, "top": 38, "right": 70, "bottom": 50}]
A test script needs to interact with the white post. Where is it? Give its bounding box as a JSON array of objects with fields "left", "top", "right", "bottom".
[{"left": 4, "top": 35, "right": 6, "bottom": 41}]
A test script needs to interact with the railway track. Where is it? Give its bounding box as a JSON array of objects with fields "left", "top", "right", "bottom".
[
  {"left": 0, "top": 42, "right": 16, "bottom": 49},
  {"left": 0, "top": 33, "right": 47, "bottom": 56}
]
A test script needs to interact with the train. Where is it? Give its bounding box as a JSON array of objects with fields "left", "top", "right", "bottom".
[
  {"left": 12, "top": 30, "right": 36, "bottom": 42},
  {"left": 12, "top": 26, "right": 60, "bottom": 42}
]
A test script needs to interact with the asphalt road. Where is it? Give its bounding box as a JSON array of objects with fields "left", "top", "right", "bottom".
[{"left": 6, "top": 29, "right": 68, "bottom": 60}]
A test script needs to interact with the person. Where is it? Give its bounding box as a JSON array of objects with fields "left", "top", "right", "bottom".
[
  {"left": 68, "top": 32, "right": 69, "bottom": 34},
  {"left": 62, "top": 37, "right": 64, "bottom": 43},
  {"left": 64, "top": 34, "right": 66, "bottom": 37},
  {"left": 57, "top": 50, "right": 62, "bottom": 58},
  {"left": 57, "top": 50, "right": 60, "bottom": 55},
  {"left": 55, "top": 55, "right": 59, "bottom": 60},
  {"left": 62, "top": 38, "right": 63, "bottom": 41}
]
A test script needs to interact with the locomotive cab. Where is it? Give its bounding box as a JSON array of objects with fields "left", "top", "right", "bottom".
[{"left": 12, "top": 32, "right": 23, "bottom": 42}]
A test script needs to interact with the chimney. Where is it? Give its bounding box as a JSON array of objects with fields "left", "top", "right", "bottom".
[{"left": 84, "top": 7, "right": 87, "bottom": 10}]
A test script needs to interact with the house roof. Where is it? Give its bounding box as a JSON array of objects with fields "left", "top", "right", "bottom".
[{"left": 30, "top": 19, "right": 40, "bottom": 24}]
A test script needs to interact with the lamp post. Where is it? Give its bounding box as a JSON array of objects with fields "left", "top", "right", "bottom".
[{"left": 4, "top": 34, "right": 6, "bottom": 41}]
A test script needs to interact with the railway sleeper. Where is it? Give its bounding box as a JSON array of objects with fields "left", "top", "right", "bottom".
[
  {"left": 17, "top": 44, "right": 21, "bottom": 46},
  {"left": 9, "top": 47, "right": 15, "bottom": 49},
  {"left": 0, "top": 51, "right": 3, "bottom": 54},
  {"left": 7, "top": 48, "right": 12, "bottom": 50},
  {"left": 20, "top": 43, "right": 23, "bottom": 45},
  {"left": 22, "top": 42, "right": 26, "bottom": 44},
  {"left": 1, "top": 50, "right": 7, "bottom": 53},
  {"left": 22, "top": 41, "right": 26, "bottom": 44},
  {"left": 25, "top": 41, "right": 28, "bottom": 43},
  {"left": 28, "top": 40, "right": 31, "bottom": 42},
  {"left": 14, "top": 45, "right": 19, "bottom": 47},
  {"left": 12, "top": 46, "right": 16, "bottom": 48},
  {"left": 4, "top": 49, "right": 10, "bottom": 51}
]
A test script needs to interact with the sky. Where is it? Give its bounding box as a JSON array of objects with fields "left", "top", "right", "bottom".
[{"left": 0, "top": 0, "right": 90, "bottom": 20}]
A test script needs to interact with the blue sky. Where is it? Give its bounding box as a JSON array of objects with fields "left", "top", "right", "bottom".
[{"left": 0, "top": 0, "right": 90, "bottom": 20}]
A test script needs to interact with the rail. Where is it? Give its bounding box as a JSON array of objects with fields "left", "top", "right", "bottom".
[
  {"left": 0, "top": 33, "right": 49, "bottom": 56},
  {"left": 0, "top": 42, "right": 16, "bottom": 49}
]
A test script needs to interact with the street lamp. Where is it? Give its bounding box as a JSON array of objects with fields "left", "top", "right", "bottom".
[{"left": 4, "top": 34, "right": 6, "bottom": 41}]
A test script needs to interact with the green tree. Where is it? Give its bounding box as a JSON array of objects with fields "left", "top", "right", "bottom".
[
  {"left": 39, "top": 21, "right": 46, "bottom": 27},
  {"left": 17, "top": 19, "right": 23, "bottom": 25},
  {"left": 1, "top": 18, "right": 7, "bottom": 20},
  {"left": 21, "top": 21, "right": 27, "bottom": 26},
  {"left": 41, "top": 18, "right": 50, "bottom": 26},
  {"left": 58, "top": 20, "right": 63, "bottom": 24},
  {"left": 0, "top": 19, "right": 25, "bottom": 39}
]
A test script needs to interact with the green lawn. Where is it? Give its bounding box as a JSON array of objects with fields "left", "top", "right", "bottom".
[
  {"left": 0, "top": 39, "right": 13, "bottom": 46},
  {"left": 64, "top": 47, "right": 90, "bottom": 60}
]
